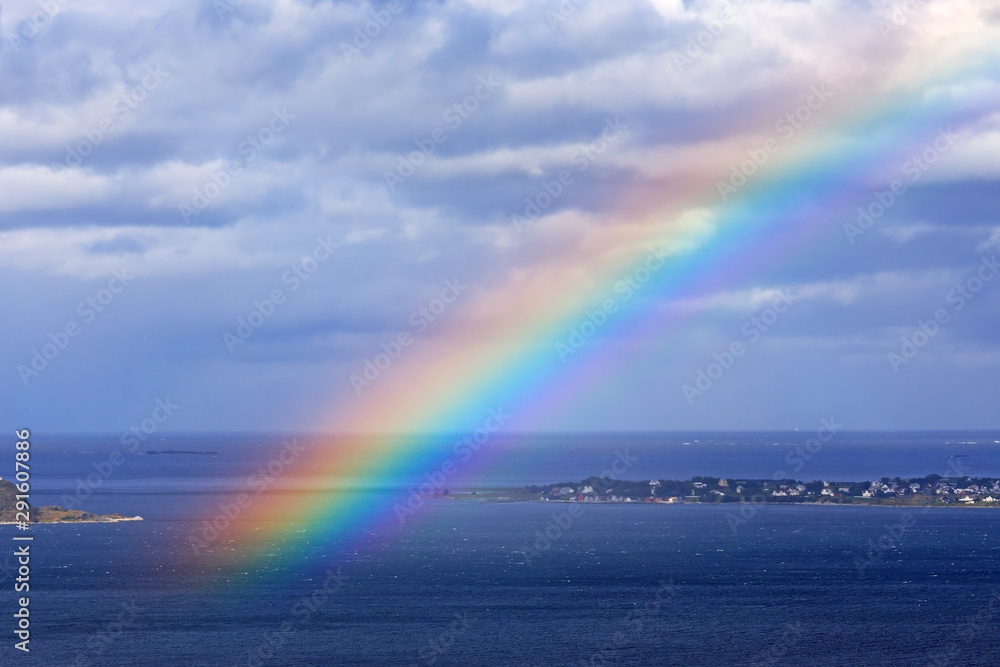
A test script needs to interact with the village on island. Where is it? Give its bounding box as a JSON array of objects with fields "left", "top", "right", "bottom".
[{"left": 475, "top": 474, "right": 1000, "bottom": 506}]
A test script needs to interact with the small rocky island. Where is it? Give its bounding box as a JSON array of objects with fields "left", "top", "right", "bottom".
[{"left": 0, "top": 479, "right": 142, "bottom": 524}]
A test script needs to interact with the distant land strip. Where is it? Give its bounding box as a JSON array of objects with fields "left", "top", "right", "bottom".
[{"left": 445, "top": 474, "right": 1000, "bottom": 506}]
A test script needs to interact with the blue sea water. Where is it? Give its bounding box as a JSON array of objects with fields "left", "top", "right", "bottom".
[{"left": 2, "top": 432, "right": 1000, "bottom": 666}]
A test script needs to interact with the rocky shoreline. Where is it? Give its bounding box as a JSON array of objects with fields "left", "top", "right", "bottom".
[{"left": 0, "top": 479, "right": 143, "bottom": 524}]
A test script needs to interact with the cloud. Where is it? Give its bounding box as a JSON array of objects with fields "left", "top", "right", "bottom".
[
  {"left": 979, "top": 226, "right": 1000, "bottom": 251},
  {"left": 0, "top": 165, "right": 112, "bottom": 210},
  {"left": 666, "top": 268, "right": 963, "bottom": 314},
  {"left": 1, "top": 0, "right": 998, "bottom": 430}
]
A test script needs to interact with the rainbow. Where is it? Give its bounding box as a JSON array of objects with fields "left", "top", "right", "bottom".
[{"left": 195, "top": 30, "right": 998, "bottom": 571}]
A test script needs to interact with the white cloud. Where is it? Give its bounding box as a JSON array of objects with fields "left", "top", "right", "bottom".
[
  {"left": 978, "top": 226, "right": 1000, "bottom": 252},
  {"left": 666, "top": 269, "right": 962, "bottom": 313},
  {"left": 0, "top": 221, "right": 324, "bottom": 278},
  {"left": 0, "top": 165, "right": 113, "bottom": 211}
]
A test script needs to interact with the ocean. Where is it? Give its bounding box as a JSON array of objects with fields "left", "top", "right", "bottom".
[{"left": 3, "top": 431, "right": 1000, "bottom": 666}]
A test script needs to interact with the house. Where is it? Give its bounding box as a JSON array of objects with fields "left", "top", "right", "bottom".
[
  {"left": 861, "top": 490, "right": 874, "bottom": 498},
  {"left": 982, "top": 496, "right": 998, "bottom": 503},
  {"left": 959, "top": 495, "right": 976, "bottom": 504},
  {"left": 719, "top": 479, "right": 729, "bottom": 487}
]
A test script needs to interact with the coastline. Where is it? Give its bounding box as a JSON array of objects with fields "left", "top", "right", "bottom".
[
  {"left": 0, "top": 516, "right": 143, "bottom": 525},
  {"left": 473, "top": 498, "right": 1000, "bottom": 508},
  {"left": 451, "top": 494, "right": 1000, "bottom": 508},
  {"left": 455, "top": 472, "right": 1000, "bottom": 508}
]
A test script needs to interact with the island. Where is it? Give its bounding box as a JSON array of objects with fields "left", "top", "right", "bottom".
[
  {"left": 0, "top": 479, "right": 142, "bottom": 524},
  {"left": 455, "top": 473, "right": 1000, "bottom": 506}
]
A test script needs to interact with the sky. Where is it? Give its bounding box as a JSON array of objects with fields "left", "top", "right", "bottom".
[{"left": 1, "top": 0, "right": 999, "bottom": 433}]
